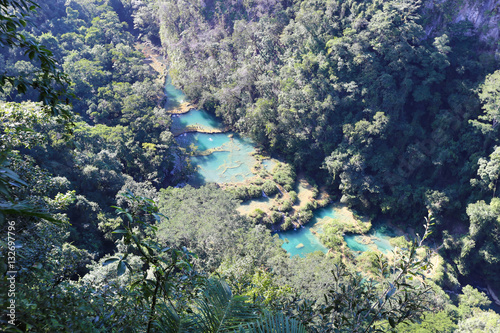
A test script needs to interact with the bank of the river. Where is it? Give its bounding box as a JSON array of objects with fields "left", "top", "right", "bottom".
[
  {"left": 162, "top": 76, "right": 400, "bottom": 259},
  {"left": 139, "top": 43, "right": 399, "bottom": 259},
  {"left": 140, "top": 42, "right": 500, "bottom": 315}
]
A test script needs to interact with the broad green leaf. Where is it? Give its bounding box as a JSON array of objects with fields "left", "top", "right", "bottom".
[
  {"left": 117, "top": 261, "right": 126, "bottom": 276},
  {"left": 103, "top": 258, "right": 119, "bottom": 266}
]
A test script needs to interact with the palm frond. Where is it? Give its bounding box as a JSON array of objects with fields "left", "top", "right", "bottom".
[
  {"left": 153, "top": 302, "right": 198, "bottom": 333},
  {"left": 190, "top": 279, "right": 260, "bottom": 332},
  {"left": 152, "top": 303, "right": 181, "bottom": 333},
  {"left": 0, "top": 201, "right": 63, "bottom": 225},
  {"left": 238, "top": 312, "right": 307, "bottom": 333}
]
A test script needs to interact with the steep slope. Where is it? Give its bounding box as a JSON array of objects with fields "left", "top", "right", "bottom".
[{"left": 424, "top": 0, "right": 500, "bottom": 51}]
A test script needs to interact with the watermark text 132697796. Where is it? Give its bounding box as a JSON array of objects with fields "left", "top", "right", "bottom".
[{"left": 6, "top": 220, "right": 17, "bottom": 326}]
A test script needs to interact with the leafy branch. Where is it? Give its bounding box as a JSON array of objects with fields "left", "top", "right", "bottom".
[
  {"left": 107, "top": 191, "right": 198, "bottom": 332},
  {"left": 318, "top": 214, "right": 435, "bottom": 332},
  {"left": 0, "top": 0, "right": 74, "bottom": 123}
]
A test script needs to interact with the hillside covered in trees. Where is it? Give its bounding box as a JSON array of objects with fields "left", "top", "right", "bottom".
[
  {"left": 149, "top": 0, "right": 500, "bottom": 292},
  {"left": 1, "top": 0, "right": 500, "bottom": 332}
]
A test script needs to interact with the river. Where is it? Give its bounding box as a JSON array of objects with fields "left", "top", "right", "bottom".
[{"left": 164, "top": 77, "right": 393, "bottom": 257}]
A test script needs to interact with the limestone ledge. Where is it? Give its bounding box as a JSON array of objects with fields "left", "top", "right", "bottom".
[
  {"left": 167, "top": 102, "right": 197, "bottom": 114},
  {"left": 173, "top": 125, "right": 230, "bottom": 137}
]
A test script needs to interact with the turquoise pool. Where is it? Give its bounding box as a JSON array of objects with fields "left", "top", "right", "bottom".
[{"left": 164, "top": 76, "right": 186, "bottom": 109}]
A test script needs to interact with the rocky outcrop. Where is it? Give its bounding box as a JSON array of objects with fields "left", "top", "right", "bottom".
[{"left": 423, "top": 0, "right": 500, "bottom": 50}]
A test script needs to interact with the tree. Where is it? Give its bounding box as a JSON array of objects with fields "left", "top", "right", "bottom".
[
  {"left": 108, "top": 191, "right": 304, "bottom": 333},
  {"left": 315, "top": 242, "right": 433, "bottom": 332},
  {"left": 472, "top": 146, "right": 500, "bottom": 197},
  {"left": 0, "top": 102, "right": 66, "bottom": 223},
  {"left": 0, "top": 0, "right": 72, "bottom": 120},
  {"left": 1, "top": 0, "right": 73, "bottom": 223},
  {"left": 156, "top": 185, "right": 286, "bottom": 272},
  {"left": 396, "top": 311, "right": 457, "bottom": 333},
  {"left": 472, "top": 70, "right": 500, "bottom": 135},
  {"left": 457, "top": 199, "right": 500, "bottom": 288},
  {"left": 456, "top": 309, "right": 500, "bottom": 333},
  {"left": 453, "top": 285, "right": 500, "bottom": 333},
  {"left": 458, "top": 285, "right": 491, "bottom": 317}
]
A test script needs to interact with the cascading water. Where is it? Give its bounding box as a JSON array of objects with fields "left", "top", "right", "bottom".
[{"left": 165, "top": 78, "right": 258, "bottom": 186}]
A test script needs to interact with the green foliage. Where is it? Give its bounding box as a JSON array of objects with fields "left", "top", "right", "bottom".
[
  {"left": 319, "top": 215, "right": 371, "bottom": 249},
  {"left": 240, "top": 269, "right": 294, "bottom": 307},
  {"left": 247, "top": 185, "right": 262, "bottom": 199},
  {"left": 0, "top": 102, "right": 73, "bottom": 224},
  {"left": 471, "top": 146, "right": 500, "bottom": 196},
  {"left": 455, "top": 309, "right": 500, "bottom": 333},
  {"left": 356, "top": 251, "right": 381, "bottom": 276},
  {"left": 188, "top": 279, "right": 260, "bottom": 332},
  {"left": 455, "top": 198, "right": 500, "bottom": 288},
  {"left": 0, "top": 0, "right": 184, "bottom": 256},
  {"left": 319, "top": 222, "right": 346, "bottom": 250},
  {"left": 0, "top": 0, "right": 74, "bottom": 224},
  {"left": 107, "top": 192, "right": 304, "bottom": 333},
  {"left": 268, "top": 211, "right": 283, "bottom": 225},
  {"left": 472, "top": 70, "right": 500, "bottom": 135},
  {"left": 390, "top": 236, "right": 411, "bottom": 249},
  {"left": 281, "top": 199, "right": 292, "bottom": 212},
  {"left": 262, "top": 180, "right": 278, "bottom": 197},
  {"left": 0, "top": 0, "right": 73, "bottom": 121},
  {"left": 272, "top": 163, "right": 296, "bottom": 192},
  {"left": 0, "top": 206, "right": 93, "bottom": 331},
  {"left": 281, "top": 217, "right": 293, "bottom": 230},
  {"left": 108, "top": 192, "right": 204, "bottom": 332},
  {"left": 249, "top": 208, "right": 266, "bottom": 224},
  {"left": 157, "top": 185, "right": 285, "bottom": 271},
  {"left": 313, "top": 242, "right": 434, "bottom": 332},
  {"left": 252, "top": 177, "right": 263, "bottom": 185},
  {"left": 2, "top": 1, "right": 499, "bottom": 332},
  {"left": 239, "top": 312, "right": 306, "bottom": 333},
  {"left": 296, "top": 208, "right": 313, "bottom": 225},
  {"left": 396, "top": 310, "right": 457, "bottom": 333},
  {"left": 152, "top": 0, "right": 498, "bottom": 237},
  {"left": 457, "top": 285, "right": 491, "bottom": 318},
  {"left": 0, "top": 102, "right": 60, "bottom": 149},
  {"left": 232, "top": 184, "right": 263, "bottom": 200}
]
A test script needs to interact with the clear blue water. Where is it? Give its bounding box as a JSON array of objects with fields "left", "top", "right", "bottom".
[
  {"left": 188, "top": 133, "right": 257, "bottom": 186},
  {"left": 344, "top": 228, "right": 393, "bottom": 254},
  {"left": 171, "top": 109, "right": 223, "bottom": 132},
  {"left": 370, "top": 230, "right": 393, "bottom": 252},
  {"left": 278, "top": 206, "right": 337, "bottom": 257},
  {"left": 165, "top": 79, "right": 258, "bottom": 186},
  {"left": 177, "top": 132, "right": 231, "bottom": 151},
  {"left": 164, "top": 76, "right": 186, "bottom": 110},
  {"left": 278, "top": 225, "right": 329, "bottom": 258},
  {"left": 262, "top": 159, "right": 277, "bottom": 172},
  {"left": 279, "top": 205, "right": 393, "bottom": 256},
  {"left": 344, "top": 235, "right": 370, "bottom": 252},
  {"left": 313, "top": 206, "right": 338, "bottom": 230}
]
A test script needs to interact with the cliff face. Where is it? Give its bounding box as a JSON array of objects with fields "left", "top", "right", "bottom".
[{"left": 423, "top": 0, "right": 500, "bottom": 51}]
